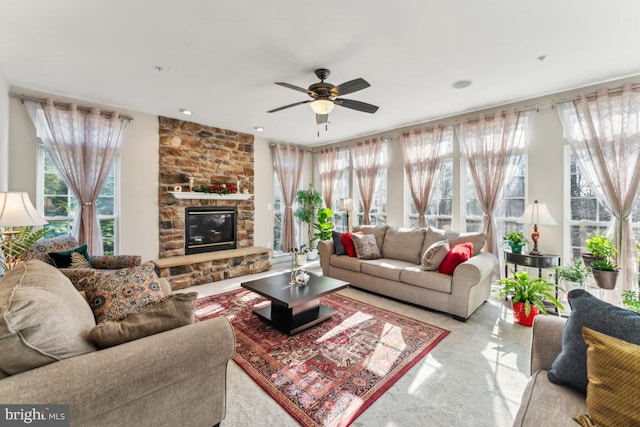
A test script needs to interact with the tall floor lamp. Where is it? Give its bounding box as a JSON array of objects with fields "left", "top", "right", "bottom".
[
  {"left": 339, "top": 198, "right": 354, "bottom": 232},
  {"left": 517, "top": 200, "right": 556, "bottom": 256},
  {"left": 0, "top": 192, "right": 48, "bottom": 272}
]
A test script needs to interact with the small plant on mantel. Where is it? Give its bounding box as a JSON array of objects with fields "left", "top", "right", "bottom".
[{"left": 191, "top": 183, "right": 238, "bottom": 195}]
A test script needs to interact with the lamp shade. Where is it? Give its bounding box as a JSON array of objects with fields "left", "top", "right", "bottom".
[
  {"left": 309, "top": 99, "right": 335, "bottom": 115},
  {"left": 517, "top": 200, "right": 556, "bottom": 226},
  {"left": 0, "top": 192, "right": 48, "bottom": 227},
  {"left": 339, "top": 198, "right": 353, "bottom": 211}
]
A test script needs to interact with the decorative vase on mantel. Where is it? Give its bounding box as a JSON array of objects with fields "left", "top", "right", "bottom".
[{"left": 508, "top": 242, "right": 526, "bottom": 254}]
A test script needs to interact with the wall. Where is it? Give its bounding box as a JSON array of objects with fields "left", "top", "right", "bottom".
[
  {"left": 157, "top": 117, "right": 255, "bottom": 258},
  {"left": 8, "top": 90, "right": 160, "bottom": 262},
  {"left": 0, "top": 71, "right": 8, "bottom": 191}
]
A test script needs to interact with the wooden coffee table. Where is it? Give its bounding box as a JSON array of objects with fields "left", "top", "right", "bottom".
[{"left": 241, "top": 272, "right": 349, "bottom": 335}]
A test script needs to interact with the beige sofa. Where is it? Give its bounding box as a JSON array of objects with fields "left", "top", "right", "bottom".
[
  {"left": 318, "top": 225, "right": 497, "bottom": 321},
  {"left": 513, "top": 316, "right": 586, "bottom": 426},
  {"left": 0, "top": 260, "right": 236, "bottom": 427}
]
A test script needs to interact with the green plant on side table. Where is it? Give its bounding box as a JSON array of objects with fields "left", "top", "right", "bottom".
[
  {"left": 555, "top": 258, "right": 591, "bottom": 290},
  {"left": 499, "top": 271, "right": 564, "bottom": 327},
  {"left": 503, "top": 231, "right": 528, "bottom": 254}
]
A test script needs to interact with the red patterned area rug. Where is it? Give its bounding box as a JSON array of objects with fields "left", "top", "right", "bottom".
[{"left": 195, "top": 289, "right": 449, "bottom": 427}]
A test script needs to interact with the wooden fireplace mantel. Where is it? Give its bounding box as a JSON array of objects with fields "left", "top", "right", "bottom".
[{"left": 169, "top": 191, "right": 253, "bottom": 200}]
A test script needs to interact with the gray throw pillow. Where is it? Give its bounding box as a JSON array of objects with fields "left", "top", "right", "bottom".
[
  {"left": 332, "top": 231, "right": 346, "bottom": 255},
  {"left": 547, "top": 289, "right": 640, "bottom": 394}
]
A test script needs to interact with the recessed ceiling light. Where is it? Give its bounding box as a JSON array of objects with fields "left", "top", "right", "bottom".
[
  {"left": 452, "top": 80, "right": 472, "bottom": 89},
  {"left": 537, "top": 54, "right": 547, "bottom": 62},
  {"left": 179, "top": 108, "right": 192, "bottom": 115},
  {"left": 254, "top": 126, "right": 264, "bottom": 132}
]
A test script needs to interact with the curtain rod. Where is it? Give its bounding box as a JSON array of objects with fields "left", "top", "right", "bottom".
[
  {"left": 9, "top": 93, "right": 134, "bottom": 121},
  {"left": 268, "top": 143, "right": 312, "bottom": 153},
  {"left": 551, "top": 82, "right": 640, "bottom": 107}
]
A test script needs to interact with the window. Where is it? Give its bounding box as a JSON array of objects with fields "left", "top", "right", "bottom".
[
  {"left": 273, "top": 171, "right": 284, "bottom": 252},
  {"left": 354, "top": 143, "right": 387, "bottom": 225},
  {"left": 329, "top": 150, "right": 351, "bottom": 233},
  {"left": 38, "top": 147, "right": 118, "bottom": 255},
  {"left": 465, "top": 155, "right": 527, "bottom": 239}
]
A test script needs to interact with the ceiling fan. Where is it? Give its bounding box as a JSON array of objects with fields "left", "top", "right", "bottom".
[{"left": 267, "top": 68, "right": 379, "bottom": 125}]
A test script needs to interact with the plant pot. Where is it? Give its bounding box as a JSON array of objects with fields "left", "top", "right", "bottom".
[
  {"left": 295, "top": 253, "right": 307, "bottom": 266},
  {"left": 592, "top": 269, "right": 618, "bottom": 290},
  {"left": 559, "top": 279, "right": 583, "bottom": 292},
  {"left": 512, "top": 301, "right": 539, "bottom": 327},
  {"left": 508, "top": 242, "right": 526, "bottom": 254},
  {"left": 306, "top": 248, "right": 318, "bottom": 261},
  {"left": 581, "top": 253, "right": 595, "bottom": 269}
]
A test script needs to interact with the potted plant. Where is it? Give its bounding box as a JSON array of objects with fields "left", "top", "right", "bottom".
[
  {"left": 294, "top": 185, "right": 323, "bottom": 259},
  {"left": 584, "top": 234, "right": 619, "bottom": 289},
  {"left": 555, "top": 258, "right": 591, "bottom": 291},
  {"left": 503, "top": 231, "right": 528, "bottom": 254},
  {"left": 499, "top": 271, "right": 564, "bottom": 327},
  {"left": 293, "top": 245, "right": 308, "bottom": 266},
  {"left": 313, "top": 207, "right": 334, "bottom": 242},
  {"left": 0, "top": 226, "right": 47, "bottom": 272}
]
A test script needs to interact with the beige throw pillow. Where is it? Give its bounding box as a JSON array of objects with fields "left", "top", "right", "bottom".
[
  {"left": 88, "top": 292, "right": 198, "bottom": 348},
  {"left": 352, "top": 233, "right": 382, "bottom": 260},
  {"left": 0, "top": 260, "right": 97, "bottom": 377},
  {"left": 421, "top": 240, "right": 450, "bottom": 271}
]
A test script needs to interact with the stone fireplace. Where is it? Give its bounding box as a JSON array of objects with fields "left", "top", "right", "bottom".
[{"left": 155, "top": 117, "right": 270, "bottom": 290}]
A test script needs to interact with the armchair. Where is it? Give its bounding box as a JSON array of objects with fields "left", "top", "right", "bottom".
[{"left": 22, "top": 235, "right": 142, "bottom": 289}]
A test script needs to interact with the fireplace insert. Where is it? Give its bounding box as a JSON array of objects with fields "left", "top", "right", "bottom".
[{"left": 185, "top": 206, "right": 237, "bottom": 254}]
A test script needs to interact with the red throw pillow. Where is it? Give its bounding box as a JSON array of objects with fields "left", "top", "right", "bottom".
[
  {"left": 340, "top": 232, "right": 362, "bottom": 257},
  {"left": 438, "top": 242, "right": 473, "bottom": 275}
]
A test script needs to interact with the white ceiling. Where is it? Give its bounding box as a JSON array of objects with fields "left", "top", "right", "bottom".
[{"left": 2, "top": 0, "right": 640, "bottom": 146}]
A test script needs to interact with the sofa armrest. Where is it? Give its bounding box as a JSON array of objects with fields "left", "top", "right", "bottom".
[
  {"left": 0, "top": 316, "right": 235, "bottom": 426},
  {"left": 451, "top": 252, "right": 496, "bottom": 288},
  {"left": 318, "top": 240, "right": 335, "bottom": 276},
  {"left": 530, "top": 315, "right": 566, "bottom": 374},
  {"left": 449, "top": 252, "right": 497, "bottom": 319},
  {"left": 89, "top": 255, "right": 142, "bottom": 269}
]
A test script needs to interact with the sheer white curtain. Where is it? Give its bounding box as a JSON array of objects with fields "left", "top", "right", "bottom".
[
  {"left": 401, "top": 127, "right": 453, "bottom": 227},
  {"left": 458, "top": 110, "right": 530, "bottom": 254},
  {"left": 317, "top": 147, "right": 342, "bottom": 209},
  {"left": 26, "top": 99, "right": 127, "bottom": 255},
  {"left": 271, "top": 144, "right": 305, "bottom": 252},
  {"left": 557, "top": 83, "right": 640, "bottom": 290},
  {"left": 352, "top": 138, "right": 382, "bottom": 225}
]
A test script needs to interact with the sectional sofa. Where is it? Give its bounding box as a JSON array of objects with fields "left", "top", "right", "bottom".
[{"left": 318, "top": 225, "right": 498, "bottom": 321}]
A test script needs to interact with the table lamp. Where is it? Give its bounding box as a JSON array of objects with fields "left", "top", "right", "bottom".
[
  {"left": 339, "top": 198, "right": 353, "bottom": 231},
  {"left": 517, "top": 200, "right": 556, "bottom": 256},
  {"left": 0, "top": 192, "right": 48, "bottom": 271}
]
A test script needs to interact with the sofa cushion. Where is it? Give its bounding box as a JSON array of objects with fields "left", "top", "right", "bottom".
[
  {"left": 361, "top": 259, "right": 415, "bottom": 281},
  {"left": 332, "top": 231, "right": 347, "bottom": 255},
  {"left": 88, "top": 292, "right": 197, "bottom": 348},
  {"left": 352, "top": 225, "right": 388, "bottom": 250},
  {"left": 82, "top": 262, "right": 166, "bottom": 323},
  {"left": 0, "top": 260, "right": 97, "bottom": 377},
  {"left": 352, "top": 233, "right": 381, "bottom": 260},
  {"left": 329, "top": 254, "right": 362, "bottom": 272},
  {"left": 572, "top": 327, "right": 640, "bottom": 427},
  {"left": 547, "top": 289, "right": 640, "bottom": 394},
  {"left": 22, "top": 235, "right": 80, "bottom": 265},
  {"left": 48, "top": 244, "right": 91, "bottom": 268},
  {"left": 438, "top": 242, "right": 473, "bottom": 275},
  {"left": 341, "top": 232, "right": 359, "bottom": 257},
  {"left": 381, "top": 226, "right": 425, "bottom": 264},
  {"left": 421, "top": 240, "right": 450, "bottom": 271},
  {"left": 422, "top": 227, "right": 486, "bottom": 256},
  {"left": 400, "top": 267, "right": 452, "bottom": 293}
]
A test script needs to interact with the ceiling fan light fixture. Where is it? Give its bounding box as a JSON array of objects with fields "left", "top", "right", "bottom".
[{"left": 309, "top": 99, "right": 334, "bottom": 115}]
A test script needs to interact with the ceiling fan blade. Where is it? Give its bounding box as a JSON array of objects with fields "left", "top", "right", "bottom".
[
  {"left": 316, "top": 114, "right": 329, "bottom": 125},
  {"left": 334, "top": 98, "right": 379, "bottom": 114},
  {"left": 334, "top": 78, "right": 370, "bottom": 96},
  {"left": 267, "top": 100, "right": 311, "bottom": 113},
  {"left": 275, "top": 82, "right": 317, "bottom": 97}
]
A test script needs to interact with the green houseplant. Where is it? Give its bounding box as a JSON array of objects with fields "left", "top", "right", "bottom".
[
  {"left": 313, "top": 207, "right": 334, "bottom": 243},
  {"left": 622, "top": 290, "right": 640, "bottom": 314},
  {"left": 0, "top": 226, "right": 47, "bottom": 272},
  {"left": 294, "top": 185, "right": 323, "bottom": 248},
  {"left": 555, "top": 259, "right": 591, "bottom": 290},
  {"left": 499, "top": 271, "right": 564, "bottom": 326},
  {"left": 503, "top": 231, "right": 528, "bottom": 254},
  {"left": 584, "top": 234, "right": 619, "bottom": 289}
]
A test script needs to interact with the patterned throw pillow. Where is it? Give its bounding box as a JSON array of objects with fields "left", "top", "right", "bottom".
[
  {"left": 438, "top": 242, "right": 473, "bottom": 275},
  {"left": 422, "top": 240, "right": 450, "bottom": 271},
  {"left": 573, "top": 328, "right": 640, "bottom": 427},
  {"left": 48, "top": 244, "right": 91, "bottom": 268},
  {"left": 352, "top": 233, "right": 381, "bottom": 260},
  {"left": 81, "top": 262, "right": 165, "bottom": 323}
]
